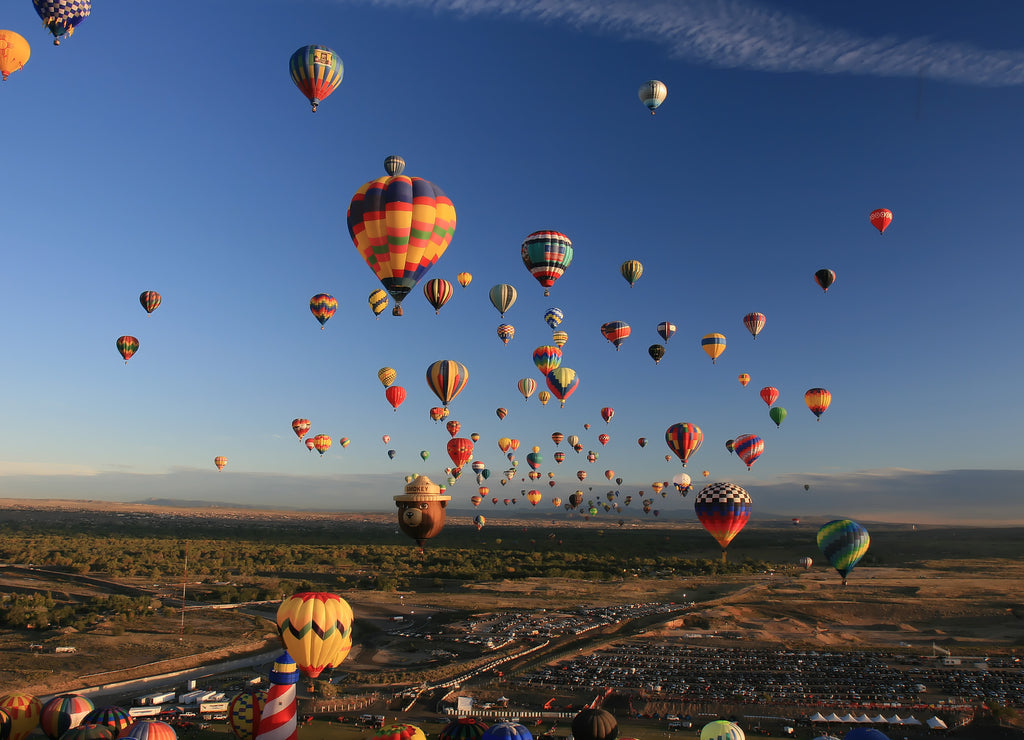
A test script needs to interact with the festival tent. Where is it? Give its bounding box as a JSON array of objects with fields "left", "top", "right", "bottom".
[
  {"left": 853, "top": 715, "right": 872, "bottom": 724},
  {"left": 837, "top": 715, "right": 858, "bottom": 724},
  {"left": 808, "top": 714, "right": 827, "bottom": 723},
  {"left": 868, "top": 716, "right": 887, "bottom": 724},
  {"left": 823, "top": 714, "right": 844, "bottom": 723},
  {"left": 925, "top": 717, "right": 947, "bottom": 730},
  {"left": 900, "top": 717, "right": 922, "bottom": 726}
]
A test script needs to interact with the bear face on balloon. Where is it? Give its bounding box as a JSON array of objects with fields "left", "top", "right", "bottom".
[{"left": 394, "top": 476, "right": 451, "bottom": 549}]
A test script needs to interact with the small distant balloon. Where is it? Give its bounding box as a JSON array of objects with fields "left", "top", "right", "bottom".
[
  {"left": 115, "top": 336, "right": 139, "bottom": 363},
  {"left": 701, "top": 333, "right": 726, "bottom": 363},
  {"left": 214, "top": 456, "right": 227, "bottom": 471},
  {"left": 620, "top": 260, "right": 643, "bottom": 286},
  {"left": 489, "top": 284, "right": 517, "bottom": 317},
  {"left": 456, "top": 272, "right": 472, "bottom": 288},
  {"left": 648, "top": 344, "right": 665, "bottom": 364},
  {"left": 638, "top": 80, "right": 667, "bottom": 114},
  {"left": 738, "top": 373, "right": 750, "bottom": 387},
  {"left": 139, "top": 291, "right": 161, "bottom": 314},
  {"left": 815, "top": 268, "right": 836, "bottom": 293},
  {"left": 743, "top": 312, "right": 766, "bottom": 339},
  {"left": 869, "top": 207, "right": 893, "bottom": 235},
  {"left": 384, "top": 155, "right": 406, "bottom": 176},
  {"left": 369, "top": 288, "right": 389, "bottom": 318}
]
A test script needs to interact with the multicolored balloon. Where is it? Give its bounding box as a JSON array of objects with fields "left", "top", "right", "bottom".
[
  {"left": 423, "top": 278, "right": 454, "bottom": 314},
  {"left": 732, "top": 434, "right": 764, "bottom": 469},
  {"left": 657, "top": 321, "right": 676, "bottom": 342},
  {"left": 0, "top": 694, "right": 41, "bottom": 740},
  {"left": 456, "top": 271, "right": 472, "bottom": 288},
  {"left": 214, "top": 456, "right": 227, "bottom": 471},
  {"left": 817, "top": 519, "right": 870, "bottom": 585},
  {"left": 115, "top": 335, "right": 139, "bottom": 363},
  {"left": 743, "top": 312, "right": 766, "bottom": 339},
  {"left": 118, "top": 721, "right": 176, "bottom": 740},
  {"left": 139, "top": 291, "right": 161, "bottom": 314},
  {"left": 869, "top": 207, "right": 893, "bottom": 235},
  {"left": 665, "top": 422, "right": 703, "bottom": 467},
  {"left": 600, "top": 321, "right": 631, "bottom": 350},
  {"left": 701, "top": 333, "right": 726, "bottom": 363},
  {"left": 384, "top": 155, "right": 406, "bottom": 176},
  {"left": 309, "top": 293, "right": 337, "bottom": 328},
  {"left": 600, "top": 407, "right": 614, "bottom": 423},
  {"left": 694, "top": 482, "right": 751, "bottom": 561},
  {"left": 291, "top": 419, "right": 311, "bottom": 440},
  {"left": 738, "top": 373, "right": 750, "bottom": 387},
  {"left": 497, "top": 324, "right": 515, "bottom": 345},
  {"left": 805, "top": 387, "right": 832, "bottom": 420},
  {"left": 489, "top": 284, "right": 517, "bottom": 317},
  {"left": 517, "top": 377, "right": 537, "bottom": 401},
  {"left": 532, "top": 346, "right": 563, "bottom": 376},
  {"left": 545, "top": 367, "right": 579, "bottom": 407},
  {"left": 276, "top": 592, "right": 353, "bottom": 677},
  {"left": 348, "top": 175, "right": 456, "bottom": 311},
  {"left": 551, "top": 330, "right": 568, "bottom": 348},
  {"left": 32, "top": 1, "right": 91, "bottom": 45},
  {"left": 620, "top": 260, "right": 643, "bottom": 286},
  {"left": 447, "top": 438, "right": 474, "bottom": 469},
  {"left": 544, "top": 307, "right": 564, "bottom": 329},
  {"left": 228, "top": 690, "right": 266, "bottom": 740},
  {"left": 311, "top": 434, "right": 332, "bottom": 455},
  {"left": 426, "top": 360, "right": 469, "bottom": 406},
  {"left": 373, "top": 724, "right": 427, "bottom": 740},
  {"left": 80, "top": 708, "right": 129, "bottom": 737},
  {"left": 40, "top": 695, "right": 94, "bottom": 740},
  {"left": 496, "top": 407, "right": 508, "bottom": 420},
  {"left": 368, "top": 288, "right": 389, "bottom": 318},
  {"left": 537, "top": 390, "right": 551, "bottom": 406},
  {"left": 289, "top": 45, "right": 343, "bottom": 112},
  {"left": 521, "top": 231, "right": 573, "bottom": 296},
  {"left": 440, "top": 718, "right": 489, "bottom": 740},
  {"left": 377, "top": 367, "right": 397, "bottom": 387}
]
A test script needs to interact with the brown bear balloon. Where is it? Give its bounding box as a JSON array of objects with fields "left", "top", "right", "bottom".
[{"left": 394, "top": 475, "right": 451, "bottom": 551}]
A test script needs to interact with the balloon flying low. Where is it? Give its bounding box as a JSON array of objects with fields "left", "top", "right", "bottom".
[
  {"left": 394, "top": 475, "right": 451, "bottom": 550},
  {"left": 817, "top": 519, "right": 870, "bottom": 585},
  {"left": 276, "top": 592, "right": 353, "bottom": 677},
  {"left": 694, "top": 482, "right": 752, "bottom": 562},
  {"left": 289, "top": 45, "right": 343, "bottom": 112}
]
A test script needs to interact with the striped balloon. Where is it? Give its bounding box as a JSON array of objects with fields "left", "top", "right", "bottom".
[
  {"left": 481, "top": 722, "right": 533, "bottom": 740},
  {"left": 348, "top": 176, "right": 456, "bottom": 309},
  {"left": 368, "top": 288, "right": 389, "bottom": 318},
  {"left": 732, "top": 434, "right": 764, "bottom": 469},
  {"left": 657, "top": 322, "right": 676, "bottom": 341},
  {"left": 384, "top": 155, "right": 405, "bottom": 176},
  {"left": 532, "top": 346, "right": 562, "bottom": 376},
  {"left": 228, "top": 691, "right": 266, "bottom": 740},
  {"left": 701, "top": 333, "right": 726, "bottom": 363},
  {"left": 309, "top": 294, "right": 337, "bottom": 327},
  {"left": 814, "top": 268, "right": 836, "bottom": 292},
  {"left": 543, "top": 307, "right": 563, "bottom": 329},
  {"left": 496, "top": 324, "right": 515, "bottom": 345},
  {"left": 488, "top": 284, "right": 517, "bottom": 317},
  {"left": 521, "top": 231, "right": 573, "bottom": 296},
  {"left": 60, "top": 724, "right": 113, "bottom": 740},
  {"left": 118, "top": 721, "right": 177, "bottom": 740},
  {"left": 422, "top": 278, "right": 454, "bottom": 314},
  {"left": 139, "top": 291, "right": 161, "bottom": 315},
  {"left": 742, "top": 312, "right": 766, "bottom": 339},
  {"left": 214, "top": 456, "right": 227, "bottom": 471},
  {"left": 426, "top": 360, "right": 469, "bottom": 406},
  {"left": 81, "top": 708, "right": 130, "bottom": 736},
  {"left": 600, "top": 321, "right": 631, "bottom": 350},
  {"left": 0, "top": 694, "right": 41, "bottom": 740},
  {"left": 115, "top": 336, "right": 139, "bottom": 363},
  {"left": 276, "top": 592, "right": 353, "bottom": 678},
  {"left": 694, "top": 482, "right": 751, "bottom": 557},
  {"left": 377, "top": 367, "right": 396, "bottom": 387},
  {"left": 817, "top": 519, "right": 870, "bottom": 585},
  {"left": 551, "top": 330, "right": 568, "bottom": 348},
  {"left": 805, "top": 387, "right": 832, "bottom": 420},
  {"left": 440, "top": 718, "right": 489, "bottom": 740},
  {"left": 372, "top": 725, "right": 426, "bottom": 740},
  {"left": 311, "top": 434, "right": 332, "bottom": 455},
  {"left": 638, "top": 80, "right": 667, "bottom": 114},
  {"left": 620, "top": 259, "right": 643, "bottom": 286},
  {"left": 288, "top": 45, "right": 343, "bottom": 112},
  {"left": 32, "top": 0, "right": 91, "bottom": 45},
  {"left": 40, "top": 695, "right": 93, "bottom": 740},
  {"left": 517, "top": 377, "right": 537, "bottom": 400}
]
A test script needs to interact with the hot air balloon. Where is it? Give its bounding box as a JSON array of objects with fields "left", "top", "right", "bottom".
[
  {"left": 496, "top": 324, "right": 515, "bottom": 345},
  {"left": 546, "top": 368, "right": 579, "bottom": 407},
  {"left": 600, "top": 321, "right": 631, "bottom": 350},
  {"left": 695, "top": 482, "right": 751, "bottom": 562},
  {"left": 454, "top": 272, "right": 472, "bottom": 289},
  {"left": 665, "top": 422, "right": 703, "bottom": 467},
  {"left": 551, "top": 330, "right": 568, "bottom": 348},
  {"left": 429, "top": 406, "right": 449, "bottom": 422},
  {"left": 387, "top": 449, "right": 396, "bottom": 459},
  {"left": 0, "top": 30, "right": 30, "bottom": 81},
  {"left": 32, "top": 1, "right": 91, "bottom": 46},
  {"left": 544, "top": 307, "right": 564, "bottom": 329},
  {"left": 420, "top": 450, "right": 430, "bottom": 461},
  {"left": 701, "top": 333, "right": 726, "bottom": 363},
  {"left": 577, "top": 470, "right": 587, "bottom": 482},
  {"left": 348, "top": 173, "right": 456, "bottom": 312},
  {"left": 289, "top": 45, "right": 343, "bottom": 112},
  {"left": 369, "top": 288, "right": 389, "bottom": 318},
  {"left": 805, "top": 387, "right": 832, "bottom": 420},
  {"left": 471, "top": 433, "right": 481, "bottom": 443},
  {"left": 532, "top": 346, "right": 562, "bottom": 376},
  {"left": 815, "top": 268, "right": 836, "bottom": 292},
  {"left": 551, "top": 497, "right": 562, "bottom": 507},
  {"left": 648, "top": 344, "right": 665, "bottom": 364},
  {"left": 526, "top": 451, "right": 543, "bottom": 470},
  {"left": 440, "top": 718, "right": 490, "bottom": 740},
  {"left": 738, "top": 373, "right": 750, "bottom": 386},
  {"left": 817, "top": 519, "right": 870, "bottom": 585},
  {"left": 383, "top": 154, "right": 406, "bottom": 176},
  {"left": 0, "top": 694, "right": 41, "bottom": 740},
  {"left": 382, "top": 434, "right": 391, "bottom": 444},
  {"left": 115, "top": 336, "right": 139, "bottom": 363},
  {"left": 700, "top": 720, "right": 744, "bottom": 740},
  {"left": 139, "top": 291, "right": 161, "bottom": 315},
  {"left": 526, "top": 490, "right": 542, "bottom": 506},
  {"left": 385, "top": 385, "right": 406, "bottom": 411},
  {"left": 600, "top": 407, "right": 614, "bottom": 423},
  {"left": 394, "top": 476, "right": 450, "bottom": 550},
  {"left": 620, "top": 260, "right": 644, "bottom": 288},
  {"left": 571, "top": 708, "right": 618, "bottom": 740},
  {"left": 597, "top": 434, "right": 610, "bottom": 446},
  {"left": 725, "top": 439, "right": 735, "bottom": 454},
  {"left": 797, "top": 555, "right": 813, "bottom": 569},
  {"left": 227, "top": 690, "right": 266, "bottom": 740},
  {"left": 537, "top": 390, "right": 551, "bottom": 406},
  {"left": 760, "top": 386, "right": 779, "bottom": 406},
  {"left": 423, "top": 278, "right": 454, "bottom": 314},
  {"left": 214, "top": 456, "right": 227, "bottom": 471},
  {"left": 338, "top": 437, "right": 350, "bottom": 448},
  {"left": 521, "top": 231, "right": 573, "bottom": 296},
  {"left": 291, "top": 419, "right": 311, "bottom": 440},
  {"left": 118, "top": 722, "right": 175, "bottom": 740},
  {"left": 446, "top": 420, "right": 461, "bottom": 438},
  {"left": 743, "top": 312, "right": 766, "bottom": 339},
  {"left": 517, "top": 377, "right": 537, "bottom": 401},
  {"left": 81, "top": 708, "right": 129, "bottom": 737},
  {"left": 306, "top": 439, "right": 317, "bottom": 451},
  {"left": 310, "top": 434, "right": 332, "bottom": 455},
  {"left": 509, "top": 439, "right": 521, "bottom": 452},
  {"left": 447, "top": 438, "right": 474, "bottom": 469},
  {"left": 769, "top": 406, "right": 787, "bottom": 428},
  {"left": 657, "top": 321, "right": 676, "bottom": 342},
  {"left": 489, "top": 284, "right": 517, "bottom": 317},
  {"left": 638, "top": 80, "right": 667, "bottom": 114},
  {"left": 276, "top": 592, "right": 353, "bottom": 677},
  {"left": 553, "top": 451, "right": 565, "bottom": 464},
  {"left": 309, "top": 293, "right": 337, "bottom": 328},
  {"left": 496, "top": 407, "right": 508, "bottom": 420},
  {"left": 40, "top": 695, "right": 93, "bottom": 740},
  {"left": 870, "top": 207, "right": 893, "bottom": 234},
  {"left": 567, "top": 434, "right": 580, "bottom": 448},
  {"left": 426, "top": 360, "right": 469, "bottom": 407},
  {"left": 637, "top": 437, "right": 647, "bottom": 448},
  {"left": 473, "top": 514, "right": 486, "bottom": 530},
  {"left": 732, "top": 434, "right": 764, "bottom": 469},
  {"left": 672, "top": 472, "right": 691, "bottom": 494},
  {"left": 377, "top": 367, "right": 397, "bottom": 388}
]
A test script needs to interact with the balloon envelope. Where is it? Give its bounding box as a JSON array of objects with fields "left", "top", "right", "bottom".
[
  {"left": 289, "top": 45, "right": 343, "bottom": 112},
  {"left": 638, "top": 80, "right": 667, "bottom": 113},
  {"left": 817, "top": 519, "right": 870, "bottom": 583},
  {"left": 276, "top": 592, "right": 354, "bottom": 677},
  {"left": 694, "top": 482, "right": 751, "bottom": 552},
  {"left": 521, "top": 231, "right": 573, "bottom": 296}
]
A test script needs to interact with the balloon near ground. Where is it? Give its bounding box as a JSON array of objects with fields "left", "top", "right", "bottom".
[
  {"left": 0, "top": 693, "right": 42, "bottom": 740},
  {"left": 817, "top": 519, "right": 870, "bottom": 585},
  {"left": 276, "top": 592, "right": 353, "bottom": 678},
  {"left": 228, "top": 690, "right": 266, "bottom": 740},
  {"left": 700, "top": 720, "right": 745, "bottom": 740},
  {"left": 439, "top": 717, "right": 489, "bottom": 740},
  {"left": 394, "top": 475, "right": 451, "bottom": 550},
  {"left": 571, "top": 708, "right": 618, "bottom": 740},
  {"left": 40, "top": 695, "right": 94, "bottom": 740}
]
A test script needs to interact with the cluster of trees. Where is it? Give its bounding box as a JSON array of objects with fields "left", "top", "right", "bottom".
[{"left": 0, "top": 591, "right": 164, "bottom": 631}]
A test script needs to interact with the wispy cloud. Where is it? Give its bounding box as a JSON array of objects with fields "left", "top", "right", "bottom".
[{"left": 352, "top": 0, "right": 1024, "bottom": 86}]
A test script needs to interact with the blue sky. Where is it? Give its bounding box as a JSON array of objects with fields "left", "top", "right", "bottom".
[{"left": 2, "top": 0, "right": 1023, "bottom": 524}]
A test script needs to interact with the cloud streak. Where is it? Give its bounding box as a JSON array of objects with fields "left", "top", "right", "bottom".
[{"left": 352, "top": 0, "right": 1024, "bottom": 86}]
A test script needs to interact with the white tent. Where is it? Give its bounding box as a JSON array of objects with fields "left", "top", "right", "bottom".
[
  {"left": 902, "top": 717, "right": 922, "bottom": 726},
  {"left": 869, "top": 715, "right": 887, "bottom": 724},
  {"left": 808, "top": 713, "right": 827, "bottom": 723},
  {"left": 854, "top": 715, "right": 873, "bottom": 724},
  {"left": 885, "top": 714, "right": 903, "bottom": 724},
  {"left": 926, "top": 717, "right": 948, "bottom": 730},
  {"left": 837, "top": 714, "right": 858, "bottom": 724},
  {"left": 823, "top": 713, "right": 843, "bottom": 723}
]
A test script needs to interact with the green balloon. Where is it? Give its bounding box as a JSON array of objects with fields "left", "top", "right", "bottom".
[{"left": 769, "top": 406, "right": 787, "bottom": 428}]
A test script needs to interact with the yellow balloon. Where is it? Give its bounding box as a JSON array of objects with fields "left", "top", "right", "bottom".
[
  {"left": 0, "top": 694, "right": 41, "bottom": 740},
  {"left": 456, "top": 272, "right": 472, "bottom": 288},
  {"left": 0, "top": 30, "right": 31, "bottom": 81},
  {"left": 377, "top": 367, "right": 397, "bottom": 387},
  {"left": 276, "top": 592, "right": 354, "bottom": 678}
]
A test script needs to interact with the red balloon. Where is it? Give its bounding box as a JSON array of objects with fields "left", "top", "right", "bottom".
[{"left": 385, "top": 385, "right": 406, "bottom": 410}]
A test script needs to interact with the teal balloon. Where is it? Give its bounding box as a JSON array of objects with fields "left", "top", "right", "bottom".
[
  {"left": 769, "top": 406, "right": 787, "bottom": 428},
  {"left": 817, "top": 519, "right": 870, "bottom": 585}
]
